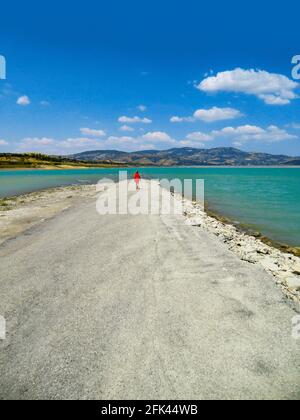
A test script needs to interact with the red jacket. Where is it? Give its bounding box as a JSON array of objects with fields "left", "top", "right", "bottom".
[{"left": 134, "top": 172, "right": 141, "bottom": 180}]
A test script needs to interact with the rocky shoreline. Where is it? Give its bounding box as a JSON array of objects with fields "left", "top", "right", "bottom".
[{"left": 180, "top": 194, "right": 300, "bottom": 303}]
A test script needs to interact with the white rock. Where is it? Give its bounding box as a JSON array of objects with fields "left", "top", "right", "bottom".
[
  {"left": 292, "top": 262, "right": 300, "bottom": 275},
  {"left": 243, "top": 245, "right": 256, "bottom": 254},
  {"left": 241, "top": 253, "right": 259, "bottom": 263},
  {"left": 277, "top": 271, "right": 290, "bottom": 279},
  {"left": 286, "top": 276, "right": 300, "bottom": 291},
  {"left": 185, "top": 217, "right": 203, "bottom": 226},
  {"left": 260, "top": 257, "right": 280, "bottom": 272},
  {"left": 257, "top": 248, "right": 270, "bottom": 255},
  {"left": 279, "top": 264, "right": 292, "bottom": 272}
]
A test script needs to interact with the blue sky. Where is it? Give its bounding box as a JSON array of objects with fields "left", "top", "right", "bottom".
[{"left": 1, "top": 0, "right": 300, "bottom": 156}]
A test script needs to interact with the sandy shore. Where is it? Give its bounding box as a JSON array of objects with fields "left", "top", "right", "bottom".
[
  {"left": 0, "top": 185, "right": 96, "bottom": 245},
  {"left": 0, "top": 165, "right": 91, "bottom": 170},
  {"left": 0, "top": 164, "right": 122, "bottom": 170},
  {"left": 1, "top": 182, "right": 300, "bottom": 304}
]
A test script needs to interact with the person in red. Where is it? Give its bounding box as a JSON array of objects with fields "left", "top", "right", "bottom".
[{"left": 134, "top": 170, "right": 141, "bottom": 191}]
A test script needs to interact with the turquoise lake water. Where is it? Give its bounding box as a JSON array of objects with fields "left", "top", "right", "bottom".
[{"left": 0, "top": 167, "right": 300, "bottom": 247}]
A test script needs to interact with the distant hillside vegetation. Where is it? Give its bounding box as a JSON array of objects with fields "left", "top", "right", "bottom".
[
  {"left": 70, "top": 147, "right": 300, "bottom": 166},
  {"left": 0, "top": 153, "right": 125, "bottom": 169},
  {"left": 1, "top": 148, "right": 300, "bottom": 168}
]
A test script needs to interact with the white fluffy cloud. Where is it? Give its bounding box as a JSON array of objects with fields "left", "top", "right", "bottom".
[
  {"left": 11, "top": 120, "right": 296, "bottom": 155},
  {"left": 214, "top": 125, "right": 265, "bottom": 136},
  {"left": 137, "top": 105, "right": 147, "bottom": 112},
  {"left": 182, "top": 124, "right": 296, "bottom": 147},
  {"left": 142, "top": 131, "right": 175, "bottom": 143},
  {"left": 181, "top": 131, "right": 214, "bottom": 148},
  {"left": 60, "top": 137, "right": 102, "bottom": 149},
  {"left": 0, "top": 139, "right": 8, "bottom": 146},
  {"left": 212, "top": 125, "right": 297, "bottom": 143},
  {"left": 13, "top": 129, "right": 176, "bottom": 154},
  {"left": 106, "top": 136, "right": 137, "bottom": 146},
  {"left": 194, "top": 107, "right": 242, "bottom": 122},
  {"left": 197, "top": 68, "right": 299, "bottom": 105},
  {"left": 119, "top": 125, "right": 135, "bottom": 132},
  {"left": 171, "top": 107, "right": 242, "bottom": 123},
  {"left": 16, "top": 137, "right": 103, "bottom": 153},
  {"left": 186, "top": 132, "right": 213, "bottom": 142},
  {"left": 17, "top": 95, "right": 30, "bottom": 106},
  {"left": 170, "top": 116, "right": 195, "bottom": 123},
  {"left": 287, "top": 123, "right": 300, "bottom": 130},
  {"left": 179, "top": 140, "right": 208, "bottom": 148},
  {"left": 104, "top": 131, "right": 175, "bottom": 151},
  {"left": 80, "top": 127, "right": 106, "bottom": 137},
  {"left": 19, "top": 137, "right": 55, "bottom": 147},
  {"left": 118, "top": 116, "right": 152, "bottom": 124},
  {"left": 17, "top": 137, "right": 56, "bottom": 152},
  {"left": 106, "top": 136, "right": 157, "bottom": 151}
]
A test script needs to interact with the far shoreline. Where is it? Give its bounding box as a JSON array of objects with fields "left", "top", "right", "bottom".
[
  {"left": 0, "top": 164, "right": 128, "bottom": 171},
  {"left": 1, "top": 165, "right": 300, "bottom": 171}
]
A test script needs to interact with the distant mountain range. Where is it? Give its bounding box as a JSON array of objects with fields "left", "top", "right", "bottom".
[{"left": 71, "top": 147, "right": 300, "bottom": 166}]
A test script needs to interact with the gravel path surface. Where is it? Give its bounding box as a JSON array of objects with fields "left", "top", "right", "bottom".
[{"left": 0, "top": 183, "right": 299, "bottom": 399}]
